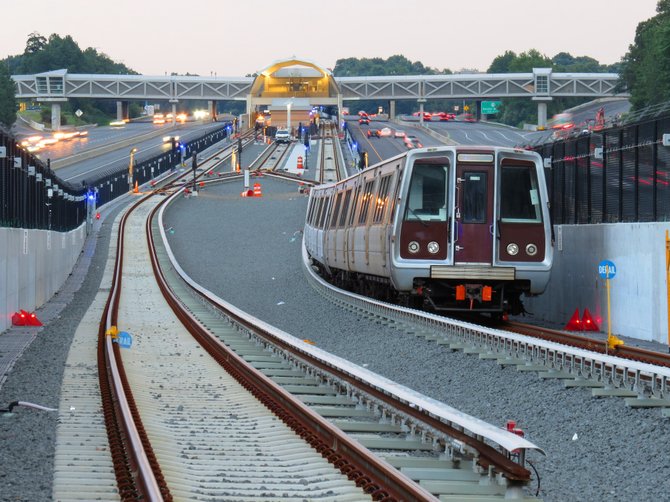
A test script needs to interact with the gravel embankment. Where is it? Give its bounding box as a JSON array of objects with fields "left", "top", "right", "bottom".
[
  {"left": 163, "top": 175, "right": 670, "bottom": 502},
  {"left": 1, "top": 169, "right": 667, "bottom": 502},
  {"left": 0, "top": 199, "right": 127, "bottom": 502}
]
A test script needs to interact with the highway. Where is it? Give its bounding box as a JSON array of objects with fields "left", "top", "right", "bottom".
[{"left": 23, "top": 120, "right": 228, "bottom": 186}]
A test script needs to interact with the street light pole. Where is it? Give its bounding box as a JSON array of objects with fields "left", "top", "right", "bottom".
[{"left": 128, "top": 147, "right": 138, "bottom": 192}]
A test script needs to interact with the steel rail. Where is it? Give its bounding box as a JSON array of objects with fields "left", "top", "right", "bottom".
[
  {"left": 503, "top": 320, "right": 670, "bottom": 368},
  {"left": 98, "top": 194, "right": 170, "bottom": 501},
  {"left": 147, "top": 185, "right": 437, "bottom": 500},
  {"left": 95, "top": 133, "right": 251, "bottom": 500}
]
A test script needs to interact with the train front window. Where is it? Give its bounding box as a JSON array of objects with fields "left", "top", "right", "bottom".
[
  {"left": 463, "top": 172, "right": 487, "bottom": 224},
  {"left": 404, "top": 161, "right": 449, "bottom": 222},
  {"left": 500, "top": 164, "right": 542, "bottom": 222}
]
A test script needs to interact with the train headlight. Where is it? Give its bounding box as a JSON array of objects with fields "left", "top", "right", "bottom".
[
  {"left": 408, "top": 241, "right": 420, "bottom": 254},
  {"left": 427, "top": 241, "right": 440, "bottom": 254},
  {"left": 506, "top": 243, "right": 519, "bottom": 256},
  {"left": 526, "top": 243, "right": 538, "bottom": 256}
]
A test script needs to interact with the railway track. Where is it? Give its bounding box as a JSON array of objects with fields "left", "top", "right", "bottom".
[
  {"left": 318, "top": 122, "right": 345, "bottom": 183},
  {"left": 303, "top": 248, "right": 670, "bottom": 415},
  {"left": 53, "top": 144, "right": 544, "bottom": 500}
]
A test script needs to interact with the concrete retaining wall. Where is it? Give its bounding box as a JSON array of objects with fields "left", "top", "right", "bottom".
[
  {"left": 524, "top": 222, "right": 670, "bottom": 344},
  {"left": 0, "top": 225, "right": 86, "bottom": 333}
]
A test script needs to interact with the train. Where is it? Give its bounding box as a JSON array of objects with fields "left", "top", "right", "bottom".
[{"left": 303, "top": 145, "right": 553, "bottom": 315}]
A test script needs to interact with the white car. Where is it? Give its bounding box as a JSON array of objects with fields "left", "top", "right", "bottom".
[{"left": 275, "top": 128, "right": 291, "bottom": 143}]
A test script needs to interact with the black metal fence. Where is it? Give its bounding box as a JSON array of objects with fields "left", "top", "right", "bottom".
[
  {"left": 0, "top": 130, "right": 87, "bottom": 231},
  {"left": 535, "top": 114, "right": 670, "bottom": 225},
  {"left": 0, "top": 125, "right": 230, "bottom": 232}
]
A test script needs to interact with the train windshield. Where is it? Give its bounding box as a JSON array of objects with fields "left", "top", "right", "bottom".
[
  {"left": 500, "top": 163, "right": 542, "bottom": 222},
  {"left": 404, "top": 159, "right": 449, "bottom": 222}
]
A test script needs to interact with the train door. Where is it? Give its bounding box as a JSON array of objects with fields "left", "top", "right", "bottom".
[{"left": 454, "top": 158, "right": 494, "bottom": 264}]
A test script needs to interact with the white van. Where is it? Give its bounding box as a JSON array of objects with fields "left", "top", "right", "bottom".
[{"left": 274, "top": 128, "right": 291, "bottom": 143}]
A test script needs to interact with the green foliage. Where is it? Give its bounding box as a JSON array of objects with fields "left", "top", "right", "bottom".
[
  {"left": 620, "top": 2, "right": 670, "bottom": 109},
  {"left": 2, "top": 32, "right": 138, "bottom": 125},
  {"left": 486, "top": 49, "right": 611, "bottom": 126},
  {"left": 333, "top": 55, "right": 452, "bottom": 114},
  {"left": 0, "top": 62, "right": 17, "bottom": 130}
]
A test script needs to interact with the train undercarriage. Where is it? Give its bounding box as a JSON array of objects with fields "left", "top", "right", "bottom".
[{"left": 311, "top": 259, "right": 529, "bottom": 317}]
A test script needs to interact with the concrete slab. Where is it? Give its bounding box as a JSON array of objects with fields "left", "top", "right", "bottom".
[
  {"left": 624, "top": 397, "right": 670, "bottom": 408},
  {"left": 592, "top": 388, "right": 638, "bottom": 398}
]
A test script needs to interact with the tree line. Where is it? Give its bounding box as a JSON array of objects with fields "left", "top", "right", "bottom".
[{"left": 1, "top": 2, "right": 670, "bottom": 131}]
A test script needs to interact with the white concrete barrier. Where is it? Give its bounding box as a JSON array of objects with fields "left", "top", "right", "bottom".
[
  {"left": 524, "top": 222, "right": 670, "bottom": 343},
  {"left": 0, "top": 225, "right": 86, "bottom": 333}
]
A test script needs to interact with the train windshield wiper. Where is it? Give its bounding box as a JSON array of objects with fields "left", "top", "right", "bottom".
[{"left": 407, "top": 207, "right": 429, "bottom": 227}]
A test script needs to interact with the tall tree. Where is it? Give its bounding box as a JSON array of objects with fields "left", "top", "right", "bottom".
[
  {"left": 0, "top": 62, "right": 17, "bottom": 130},
  {"left": 620, "top": 1, "right": 670, "bottom": 109}
]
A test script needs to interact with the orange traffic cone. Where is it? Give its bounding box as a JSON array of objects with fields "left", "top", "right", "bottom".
[
  {"left": 581, "top": 308, "right": 600, "bottom": 331},
  {"left": 133, "top": 181, "right": 139, "bottom": 194},
  {"left": 253, "top": 183, "right": 262, "bottom": 197},
  {"left": 564, "top": 308, "right": 582, "bottom": 331}
]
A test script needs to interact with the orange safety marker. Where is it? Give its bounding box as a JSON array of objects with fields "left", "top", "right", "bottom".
[
  {"left": 581, "top": 308, "right": 600, "bottom": 331},
  {"left": 253, "top": 183, "right": 262, "bottom": 197},
  {"left": 564, "top": 308, "right": 582, "bottom": 331},
  {"left": 133, "top": 181, "right": 139, "bottom": 193},
  {"left": 297, "top": 156, "right": 303, "bottom": 169}
]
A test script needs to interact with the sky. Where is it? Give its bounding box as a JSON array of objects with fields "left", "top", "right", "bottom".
[{"left": 0, "top": 0, "right": 661, "bottom": 76}]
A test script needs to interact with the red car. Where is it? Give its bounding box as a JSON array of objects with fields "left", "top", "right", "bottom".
[
  {"left": 462, "top": 113, "right": 476, "bottom": 122},
  {"left": 412, "top": 111, "right": 432, "bottom": 121},
  {"left": 359, "top": 117, "right": 370, "bottom": 125}
]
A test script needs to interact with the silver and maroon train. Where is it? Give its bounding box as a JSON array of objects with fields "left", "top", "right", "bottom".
[{"left": 304, "top": 145, "right": 553, "bottom": 315}]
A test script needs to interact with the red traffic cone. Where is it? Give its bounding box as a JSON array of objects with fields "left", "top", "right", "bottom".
[
  {"left": 11, "top": 311, "right": 26, "bottom": 326},
  {"left": 564, "top": 308, "right": 582, "bottom": 331},
  {"left": 581, "top": 308, "right": 599, "bottom": 331},
  {"left": 24, "top": 310, "right": 42, "bottom": 327}
]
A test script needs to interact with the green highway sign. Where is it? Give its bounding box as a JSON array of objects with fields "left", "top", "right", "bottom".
[{"left": 481, "top": 101, "right": 501, "bottom": 114}]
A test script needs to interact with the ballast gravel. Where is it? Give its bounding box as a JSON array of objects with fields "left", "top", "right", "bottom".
[
  {"left": 162, "top": 176, "right": 670, "bottom": 502},
  {"left": 0, "top": 172, "right": 667, "bottom": 501}
]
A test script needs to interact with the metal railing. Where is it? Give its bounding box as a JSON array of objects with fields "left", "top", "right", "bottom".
[{"left": 0, "top": 125, "right": 231, "bottom": 231}]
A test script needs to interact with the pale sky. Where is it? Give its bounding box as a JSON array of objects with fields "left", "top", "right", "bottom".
[{"left": 1, "top": 0, "right": 660, "bottom": 76}]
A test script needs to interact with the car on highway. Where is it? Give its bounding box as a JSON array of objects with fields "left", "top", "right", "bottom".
[
  {"left": 379, "top": 127, "right": 393, "bottom": 137},
  {"left": 413, "top": 111, "right": 432, "bottom": 121},
  {"left": 403, "top": 135, "right": 423, "bottom": 149},
  {"left": 274, "top": 128, "right": 291, "bottom": 143},
  {"left": 367, "top": 128, "right": 381, "bottom": 138},
  {"left": 462, "top": 113, "right": 476, "bottom": 122},
  {"left": 359, "top": 117, "right": 370, "bottom": 125},
  {"left": 394, "top": 130, "right": 406, "bottom": 138}
]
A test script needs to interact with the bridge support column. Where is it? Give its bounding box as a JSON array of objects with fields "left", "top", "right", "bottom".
[
  {"left": 51, "top": 103, "right": 61, "bottom": 130},
  {"left": 533, "top": 98, "right": 552, "bottom": 129},
  {"left": 389, "top": 100, "right": 396, "bottom": 120},
  {"left": 116, "top": 101, "right": 129, "bottom": 121},
  {"left": 418, "top": 98, "right": 427, "bottom": 125},
  {"left": 208, "top": 100, "right": 217, "bottom": 121},
  {"left": 170, "top": 100, "right": 178, "bottom": 125}
]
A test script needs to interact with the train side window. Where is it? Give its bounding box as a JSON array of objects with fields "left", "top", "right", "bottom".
[
  {"left": 358, "top": 179, "right": 375, "bottom": 225},
  {"left": 373, "top": 175, "right": 392, "bottom": 223},
  {"left": 463, "top": 172, "right": 487, "bottom": 224},
  {"left": 348, "top": 186, "right": 361, "bottom": 226},
  {"left": 331, "top": 192, "right": 343, "bottom": 228},
  {"left": 404, "top": 163, "right": 448, "bottom": 222},
  {"left": 319, "top": 195, "right": 332, "bottom": 228},
  {"left": 313, "top": 198, "right": 323, "bottom": 227},
  {"left": 500, "top": 164, "right": 542, "bottom": 222},
  {"left": 339, "top": 189, "right": 352, "bottom": 227}
]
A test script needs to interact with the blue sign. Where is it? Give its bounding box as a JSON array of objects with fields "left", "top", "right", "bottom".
[
  {"left": 598, "top": 260, "right": 617, "bottom": 280},
  {"left": 117, "top": 331, "right": 133, "bottom": 349}
]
